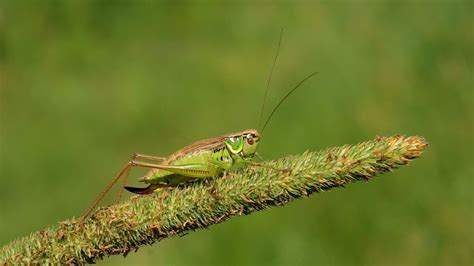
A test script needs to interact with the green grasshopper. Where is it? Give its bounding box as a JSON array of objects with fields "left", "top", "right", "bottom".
[{"left": 80, "top": 34, "right": 318, "bottom": 223}]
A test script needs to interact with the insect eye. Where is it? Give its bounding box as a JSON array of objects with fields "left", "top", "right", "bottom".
[{"left": 246, "top": 137, "right": 254, "bottom": 145}]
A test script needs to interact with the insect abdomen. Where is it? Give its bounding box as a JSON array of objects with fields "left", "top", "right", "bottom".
[{"left": 142, "top": 149, "right": 215, "bottom": 182}]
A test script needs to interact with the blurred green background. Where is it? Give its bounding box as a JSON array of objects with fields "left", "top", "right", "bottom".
[{"left": 1, "top": 1, "right": 472, "bottom": 265}]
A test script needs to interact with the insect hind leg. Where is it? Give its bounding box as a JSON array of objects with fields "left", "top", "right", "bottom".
[
  {"left": 113, "top": 153, "right": 165, "bottom": 203},
  {"left": 132, "top": 153, "right": 167, "bottom": 162},
  {"left": 80, "top": 161, "right": 134, "bottom": 223},
  {"left": 80, "top": 153, "right": 167, "bottom": 223},
  {"left": 114, "top": 164, "right": 131, "bottom": 204}
]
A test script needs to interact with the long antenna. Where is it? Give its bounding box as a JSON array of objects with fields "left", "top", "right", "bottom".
[
  {"left": 258, "top": 29, "right": 283, "bottom": 129},
  {"left": 260, "top": 72, "right": 319, "bottom": 135}
]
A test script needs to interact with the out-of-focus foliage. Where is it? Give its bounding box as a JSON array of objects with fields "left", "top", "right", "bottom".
[{"left": 0, "top": 1, "right": 472, "bottom": 265}]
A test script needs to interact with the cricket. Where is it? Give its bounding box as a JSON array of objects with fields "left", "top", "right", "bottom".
[{"left": 80, "top": 32, "right": 318, "bottom": 223}]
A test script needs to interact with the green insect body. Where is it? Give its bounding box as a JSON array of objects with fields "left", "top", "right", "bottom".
[
  {"left": 80, "top": 67, "right": 316, "bottom": 222},
  {"left": 80, "top": 30, "right": 318, "bottom": 222},
  {"left": 125, "top": 129, "right": 260, "bottom": 194}
]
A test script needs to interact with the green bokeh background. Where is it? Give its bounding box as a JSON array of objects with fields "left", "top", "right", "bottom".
[{"left": 1, "top": 1, "right": 472, "bottom": 265}]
